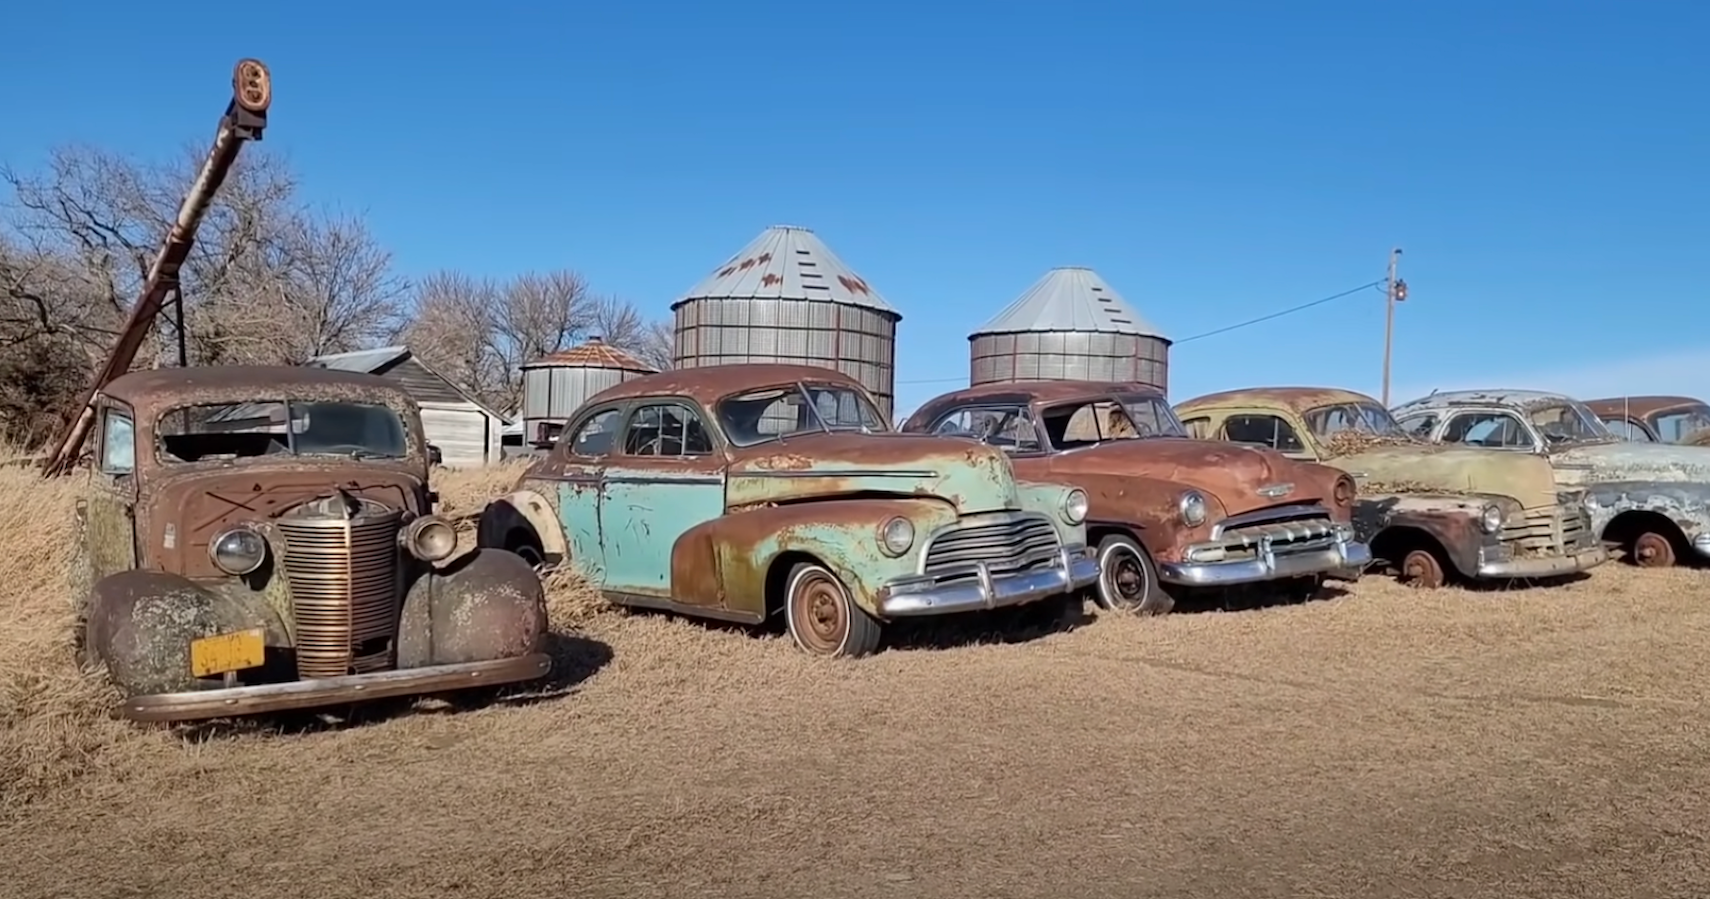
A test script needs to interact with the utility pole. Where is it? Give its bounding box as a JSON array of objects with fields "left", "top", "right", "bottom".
[{"left": 1380, "top": 247, "right": 1406, "bottom": 406}]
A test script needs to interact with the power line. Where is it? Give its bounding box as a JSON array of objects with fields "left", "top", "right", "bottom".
[{"left": 894, "top": 278, "right": 1387, "bottom": 386}]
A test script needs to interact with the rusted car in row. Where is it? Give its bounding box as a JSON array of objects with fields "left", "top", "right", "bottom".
[
  {"left": 1583, "top": 395, "right": 1710, "bottom": 446},
  {"left": 899, "top": 381, "right": 1370, "bottom": 613},
  {"left": 1174, "top": 387, "right": 1607, "bottom": 588},
  {"left": 71, "top": 366, "right": 552, "bottom": 723},
  {"left": 1392, "top": 389, "right": 1710, "bottom": 568},
  {"left": 477, "top": 364, "right": 1099, "bottom": 658}
]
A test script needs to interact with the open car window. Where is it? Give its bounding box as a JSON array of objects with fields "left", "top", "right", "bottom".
[{"left": 929, "top": 405, "right": 1042, "bottom": 453}]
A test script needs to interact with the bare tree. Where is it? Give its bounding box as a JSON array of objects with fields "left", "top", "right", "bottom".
[
  {"left": 2, "top": 144, "right": 407, "bottom": 368},
  {"left": 401, "top": 269, "right": 674, "bottom": 411}
]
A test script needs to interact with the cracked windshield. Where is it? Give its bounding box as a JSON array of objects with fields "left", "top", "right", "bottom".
[
  {"left": 156, "top": 400, "right": 409, "bottom": 462},
  {"left": 1305, "top": 402, "right": 1407, "bottom": 440},
  {"left": 716, "top": 382, "right": 883, "bottom": 446}
]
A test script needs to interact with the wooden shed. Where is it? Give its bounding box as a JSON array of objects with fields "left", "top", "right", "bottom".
[{"left": 306, "top": 346, "right": 510, "bottom": 467}]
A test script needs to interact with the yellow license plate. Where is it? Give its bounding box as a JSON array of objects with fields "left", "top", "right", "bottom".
[{"left": 189, "top": 628, "right": 266, "bottom": 678}]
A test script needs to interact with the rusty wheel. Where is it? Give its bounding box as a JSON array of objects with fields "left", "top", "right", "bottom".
[
  {"left": 1093, "top": 534, "right": 1174, "bottom": 615},
  {"left": 1631, "top": 531, "right": 1676, "bottom": 568},
  {"left": 784, "top": 563, "right": 880, "bottom": 658},
  {"left": 1398, "top": 548, "right": 1446, "bottom": 588}
]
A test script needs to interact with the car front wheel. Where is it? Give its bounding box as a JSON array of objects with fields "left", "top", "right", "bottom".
[
  {"left": 784, "top": 562, "right": 881, "bottom": 658},
  {"left": 1093, "top": 534, "right": 1175, "bottom": 615}
]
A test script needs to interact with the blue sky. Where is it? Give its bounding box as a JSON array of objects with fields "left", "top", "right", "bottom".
[{"left": 2, "top": 0, "right": 1704, "bottom": 419}]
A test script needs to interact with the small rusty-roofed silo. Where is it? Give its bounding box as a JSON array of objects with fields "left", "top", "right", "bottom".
[
  {"left": 518, "top": 336, "right": 657, "bottom": 445},
  {"left": 671, "top": 225, "right": 902, "bottom": 418},
  {"left": 970, "top": 266, "right": 1171, "bottom": 393}
]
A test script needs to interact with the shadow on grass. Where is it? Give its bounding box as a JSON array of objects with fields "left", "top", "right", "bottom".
[
  {"left": 169, "top": 630, "right": 613, "bottom": 739},
  {"left": 1167, "top": 579, "right": 1354, "bottom": 615}
]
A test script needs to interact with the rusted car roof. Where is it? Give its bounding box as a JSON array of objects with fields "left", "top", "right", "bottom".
[
  {"left": 1176, "top": 386, "right": 1377, "bottom": 414},
  {"left": 580, "top": 363, "right": 868, "bottom": 407},
  {"left": 103, "top": 365, "right": 411, "bottom": 418},
  {"left": 1392, "top": 389, "right": 1580, "bottom": 415},
  {"left": 1582, "top": 396, "right": 1707, "bottom": 420}
]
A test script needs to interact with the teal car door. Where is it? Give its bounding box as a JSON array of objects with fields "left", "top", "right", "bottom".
[
  {"left": 599, "top": 400, "right": 727, "bottom": 599},
  {"left": 553, "top": 405, "right": 623, "bottom": 587}
]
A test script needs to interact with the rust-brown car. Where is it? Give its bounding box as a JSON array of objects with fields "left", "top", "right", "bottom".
[
  {"left": 900, "top": 381, "right": 1370, "bottom": 613},
  {"left": 1583, "top": 396, "right": 1710, "bottom": 446},
  {"left": 71, "top": 366, "right": 552, "bottom": 723}
]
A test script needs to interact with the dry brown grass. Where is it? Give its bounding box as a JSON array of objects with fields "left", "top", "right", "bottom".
[{"left": 6, "top": 452, "right": 1710, "bottom": 897}]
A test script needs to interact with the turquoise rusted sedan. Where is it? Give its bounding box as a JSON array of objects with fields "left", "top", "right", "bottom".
[{"left": 477, "top": 363, "right": 1099, "bottom": 657}]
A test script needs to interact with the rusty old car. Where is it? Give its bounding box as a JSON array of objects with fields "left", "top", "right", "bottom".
[
  {"left": 476, "top": 364, "right": 1100, "bottom": 658},
  {"left": 1392, "top": 389, "right": 1710, "bottom": 568},
  {"left": 1174, "top": 387, "right": 1608, "bottom": 588},
  {"left": 1583, "top": 396, "right": 1710, "bottom": 447},
  {"left": 899, "top": 381, "right": 1371, "bottom": 614},
  {"left": 71, "top": 366, "right": 552, "bottom": 723}
]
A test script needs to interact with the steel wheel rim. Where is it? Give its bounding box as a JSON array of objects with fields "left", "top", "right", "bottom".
[
  {"left": 792, "top": 571, "right": 849, "bottom": 654},
  {"left": 1401, "top": 550, "right": 1441, "bottom": 588},
  {"left": 1102, "top": 545, "right": 1148, "bottom": 609},
  {"left": 1634, "top": 532, "right": 1673, "bottom": 567}
]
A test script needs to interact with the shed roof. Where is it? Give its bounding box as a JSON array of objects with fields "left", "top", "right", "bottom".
[
  {"left": 306, "top": 346, "right": 510, "bottom": 423},
  {"left": 673, "top": 225, "right": 899, "bottom": 317},
  {"left": 971, "top": 267, "right": 1167, "bottom": 340},
  {"left": 522, "top": 336, "right": 657, "bottom": 373}
]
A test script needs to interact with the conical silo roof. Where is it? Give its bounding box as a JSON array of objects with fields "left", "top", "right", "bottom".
[
  {"left": 673, "top": 225, "right": 900, "bottom": 318},
  {"left": 971, "top": 266, "right": 1166, "bottom": 341}
]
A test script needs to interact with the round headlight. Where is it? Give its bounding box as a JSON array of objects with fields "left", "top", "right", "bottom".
[
  {"left": 1062, "top": 488, "right": 1089, "bottom": 525},
  {"left": 1479, "top": 504, "right": 1504, "bottom": 535},
  {"left": 879, "top": 516, "right": 915, "bottom": 557},
  {"left": 1179, "top": 491, "right": 1208, "bottom": 527},
  {"left": 209, "top": 526, "right": 268, "bottom": 576},
  {"left": 403, "top": 515, "right": 458, "bottom": 562}
]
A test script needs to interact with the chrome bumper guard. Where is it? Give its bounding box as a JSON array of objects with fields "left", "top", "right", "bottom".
[
  {"left": 1694, "top": 534, "right": 1710, "bottom": 559},
  {"left": 1160, "top": 527, "right": 1372, "bottom": 587},
  {"left": 1477, "top": 542, "right": 1609, "bottom": 578},
  {"left": 120, "top": 653, "right": 553, "bottom": 723},
  {"left": 876, "top": 544, "right": 1099, "bottom": 618}
]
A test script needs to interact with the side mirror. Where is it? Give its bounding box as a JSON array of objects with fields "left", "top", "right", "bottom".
[{"left": 427, "top": 444, "right": 443, "bottom": 465}]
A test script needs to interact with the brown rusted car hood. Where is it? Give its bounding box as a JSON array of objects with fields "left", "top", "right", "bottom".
[
  {"left": 139, "top": 460, "right": 427, "bottom": 577},
  {"left": 1043, "top": 437, "right": 1324, "bottom": 514},
  {"left": 725, "top": 431, "right": 1021, "bottom": 514}
]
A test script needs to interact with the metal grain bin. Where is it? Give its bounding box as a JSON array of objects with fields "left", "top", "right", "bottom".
[
  {"left": 519, "top": 337, "right": 657, "bottom": 446},
  {"left": 670, "top": 225, "right": 902, "bottom": 418},
  {"left": 969, "top": 266, "right": 1171, "bottom": 393}
]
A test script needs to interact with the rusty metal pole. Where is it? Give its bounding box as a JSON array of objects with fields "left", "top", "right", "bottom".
[
  {"left": 1380, "top": 247, "right": 1402, "bottom": 407},
  {"left": 39, "top": 59, "right": 270, "bottom": 477}
]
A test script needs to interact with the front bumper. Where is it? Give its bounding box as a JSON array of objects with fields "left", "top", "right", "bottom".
[
  {"left": 119, "top": 653, "right": 553, "bottom": 723},
  {"left": 1477, "top": 542, "right": 1610, "bottom": 579},
  {"left": 1159, "top": 535, "right": 1373, "bottom": 587},
  {"left": 875, "top": 545, "right": 1100, "bottom": 618},
  {"left": 1693, "top": 534, "right": 1710, "bottom": 559}
]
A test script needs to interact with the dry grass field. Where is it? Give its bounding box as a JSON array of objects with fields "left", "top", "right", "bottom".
[{"left": 4, "top": 451, "right": 1710, "bottom": 898}]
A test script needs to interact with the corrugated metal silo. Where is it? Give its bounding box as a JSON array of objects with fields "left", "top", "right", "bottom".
[
  {"left": 969, "top": 266, "right": 1171, "bottom": 393},
  {"left": 670, "top": 225, "right": 902, "bottom": 418},
  {"left": 519, "top": 336, "right": 657, "bottom": 446}
]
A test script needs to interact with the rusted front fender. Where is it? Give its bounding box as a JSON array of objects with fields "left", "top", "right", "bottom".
[
  {"left": 85, "top": 569, "right": 282, "bottom": 697},
  {"left": 475, "top": 489, "right": 568, "bottom": 567},
  {"left": 1581, "top": 480, "right": 1710, "bottom": 556},
  {"left": 673, "top": 497, "right": 957, "bottom": 618},
  {"left": 1353, "top": 494, "right": 1491, "bottom": 577},
  {"left": 397, "top": 548, "right": 550, "bottom": 668}
]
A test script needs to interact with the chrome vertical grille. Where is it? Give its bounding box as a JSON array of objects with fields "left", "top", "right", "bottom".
[
  {"left": 276, "top": 500, "right": 403, "bottom": 679},
  {"left": 1500, "top": 503, "right": 1587, "bottom": 555},
  {"left": 1210, "top": 504, "right": 1338, "bottom": 561}
]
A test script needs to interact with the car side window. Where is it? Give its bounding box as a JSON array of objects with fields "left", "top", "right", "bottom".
[
  {"left": 1442, "top": 412, "right": 1533, "bottom": 448},
  {"left": 1179, "top": 416, "right": 1211, "bottom": 440},
  {"left": 930, "top": 406, "right": 1040, "bottom": 452},
  {"left": 1396, "top": 413, "right": 1437, "bottom": 438},
  {"left": 100, "top": 408, "right": 136, "bottom": 475},
  {"left": 622, "top": 403, "right": 714, "bottom": 457},
  {"left": 566, "top": 408, "right": 622, "bottom": 458},
  {"left": 1220, "top": 414, "right": 1304, "bottom": 452},
  {"left": 1601, "top": 418, "right": 1654, "bottom": 442}
]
